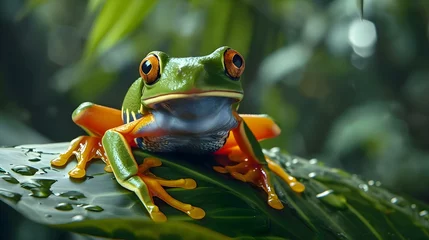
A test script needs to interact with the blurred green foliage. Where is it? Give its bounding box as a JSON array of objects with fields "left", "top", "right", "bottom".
[{"left": 1, "top": 0, "right": 429, "bottom": 238}]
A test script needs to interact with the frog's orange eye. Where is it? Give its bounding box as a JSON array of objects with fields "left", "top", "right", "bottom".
[
  {"left": 139, "top": 54, "right": 160, "bottom": 85},
  {"left": 224, "top": 49, "right": 245, "bottom": 80}
]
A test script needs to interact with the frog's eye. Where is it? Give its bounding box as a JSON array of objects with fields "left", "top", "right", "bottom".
[
  {"left": 224, "top": 49, "right": 245, "bottom": 80},
  {"left": 139, "top": 54, "right": 160, "bottom": 85}
]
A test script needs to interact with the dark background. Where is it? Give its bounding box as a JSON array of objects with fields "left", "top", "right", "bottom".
[{"left": 1, "top": 0, "right": 429, "bottom": 239}]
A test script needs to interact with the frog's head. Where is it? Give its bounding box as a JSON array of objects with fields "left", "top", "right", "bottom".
[{"left": 138, "top": 46, "right": 245, "bottom": 113}]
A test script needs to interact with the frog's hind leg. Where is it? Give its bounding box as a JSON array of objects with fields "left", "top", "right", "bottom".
[
  {"left": 51, "top": 102, "right": 123, "bottom": 178},
  {"left": 214, "top": 114, "right": 304, "bottom": 209}
]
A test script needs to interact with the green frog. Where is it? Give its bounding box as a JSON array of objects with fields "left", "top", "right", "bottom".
[{"left": 51, "top": 47, "right": 305, "bottom": 222}]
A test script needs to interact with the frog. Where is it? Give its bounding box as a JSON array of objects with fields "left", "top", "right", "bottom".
[{"left": 51, "top": 46, "right": 305, "bottom": 222}]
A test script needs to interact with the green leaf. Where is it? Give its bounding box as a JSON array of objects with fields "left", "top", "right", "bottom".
[
  {"left": 0, "top": 144, "right": 428, "bottom": 239},
  {"left": 199, "top": 0, "right": 232, "bottom": 54},
  {"left": 84, "top": 0, "right": 158, "bottom": 60}
]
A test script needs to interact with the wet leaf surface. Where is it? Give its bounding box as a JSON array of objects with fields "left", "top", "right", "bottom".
[{"left": 0, "top": 143, "right": 428, "bottom": 239}]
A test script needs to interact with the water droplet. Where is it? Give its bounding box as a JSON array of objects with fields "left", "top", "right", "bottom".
[
  {"left": 21, "top": 179, "right": 57, "bottom": 198},
  {"left": 28, "top": 158, "right": 41, "bottom": 162},
  {"left": 11, "top": 165, "right": 38, "bottom": 176},
  {"left": 83, "top": 205, "right": 104, "bottom": 212},
  {"left": 71, "top": 215, "right": 85, "bottom": 222},
  {"left": 368, "top": 180, "right": 375, "bottom": 186},
  {"left": 270, "top": 147, "right": 280, "bottom": 154},
  {"left": 309, "top": 159, "right": 318, "bottom": 164},
  {"left": 348, "top": 19, "right": 377, "bottom": 57},
  {"left": 358, "top": 184, "right": 369, "bottom": 192},
  {"left": 316, "top": 190, "right": 347, "bottom": 209},
  {"left": 0, "top": 190, "right": 22, "bottom": 203},
  {"left": 391, "top": 197, "right": 398, "bottom": 204},
  {"left": 420, "top": 210, "right": 428, "bottom": 217},
  {"left": 292, "top": 159, "right": 299, "bottom": 164},
  {"left": 316, "top": 190, "right": 334, "bottom": 198},
  {"left": 30, "top": 189, "right": 51, "bottom": 198},
  {"left": 20, "top": 182, "right": 40, "bottom": 190},
  {"left": 55, "top": 203, "right": 73, "bottom": 211},
  {"left": 308, "top": 172, "right": 317, "bottom": 178},
  {"left": 375, "top": 181, "right": 381, "bottom": 187},
  {"left": 411, "top": 204, "right": 417, "bottom": 209},
  {"left": 58, "top": 191, "right": 86, "bottom": 200},
  {"left": 1, "top": 175, "right": 19, "bottom": 184}
]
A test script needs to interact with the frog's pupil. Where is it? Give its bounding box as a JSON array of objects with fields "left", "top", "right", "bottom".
[
  {"left": 142, "top": 60, "right": 152, "bottom": 74},
  {"left": 232, "top": 54, "right": 242, "bottom": 68}
]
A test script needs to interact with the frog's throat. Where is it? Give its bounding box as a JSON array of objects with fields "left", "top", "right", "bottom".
[{"left": 143, "top": 91, "right": 243, "bottom": 107}]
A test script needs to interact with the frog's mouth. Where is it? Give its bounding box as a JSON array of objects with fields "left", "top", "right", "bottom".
[
  {"left": 146, "top": 91, "right": 243, "bottom": 119},
  {"left": 143, "top": 91, "right": 243, "bottom": 107}
]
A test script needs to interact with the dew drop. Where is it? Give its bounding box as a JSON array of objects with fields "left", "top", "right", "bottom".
[
  {"left": 0, "top": 190, "right": 22, "bottom": 203},
  {"left": 28, "top": 157, "right": 41, "bottom": 162},
  {"left": 83, "top": 204, "right": 104, "bottom": 212},
  {"left": 292, "top": 159, "right": 299, "bottom": 164},
  {"left": 30, "top": 189, "right": 52, "bottom": 198},
  {"left": 316, "top": 190, "right": 334, "bottom": 198},
  {"left": 368, "top": 180, "right": 375, "bottom": 186},
  {"left": 419, "top": 210, "right": 428, "bottom": 217},
  {"left": 270, "top": 147, "right": 280, "bottom": 154},
  {"left": 309, "top": 159, "right": 318, "bottom": 164},
  {"left": 21, "top": 179, "right": 56, "bottom": 198},
  {"left": 391, "top": 197, "right": 398, "bottom": 204},
  {"left": 55, "top": 203, "right": 73, "bottom": 211},
  {"left": 316, "top": 190, "right": 347, "bottom": 209},
  {"left": 11, "top": 165, "right": 38, "bottom": 176},
  {"left": 308, "top": 172, "right": 317, "bottom": 178},
  {"left": 58, "top": 191, "right": 86, "bottom": 200},
  {"left": 20, "top": 182, "right": 40, "bottom": 190},
  {"left": 1, "top": 175, "right": 19, "bottom": 184},
  {"left": 71, "top": 215, "right": 85, "bottom": 222},
  {"left": 411, "top": 204, "right": 417, "bottom": 209},
  {"left": 358, "top": 184, "right": 369, "bottom": 192}
]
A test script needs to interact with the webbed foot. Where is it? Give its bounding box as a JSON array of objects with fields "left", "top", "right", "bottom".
[
  {"left": 51, "top": 136, "right": 112, "bottom": 178},
  {"left": 214, "top": 149, "right": 305, "bottom": 209},
  {"left": 129, "top": 157, "right": 205, "bottom": 222}
]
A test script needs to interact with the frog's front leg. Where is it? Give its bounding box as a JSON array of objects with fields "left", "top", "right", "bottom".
[
  {"left": 102, "top": 115, "right": 205, "bottom": 222},
  {"left": 51, "top": 103, "right": 124, "bottom": 178},
  {"left": 214, "top": 113, "right": 305, "bottom": 209}
]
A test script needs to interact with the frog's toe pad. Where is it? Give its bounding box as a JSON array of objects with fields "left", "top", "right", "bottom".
[
  {"left": 187, "top": 207, "right": 206, "bottom": 219},
  {"left": 104, "top": 165, "right": 112, "bottom": 173},
  {"left": 68, "top": 167, "right": 86, "bottom": 179},
  {"left": 268, "top": 195, "right": 284, "bottom": 209},
  {"left": 51, "top": 157, "right": 68, "bottom": 167},
  {"left": 266, "top": 157, "right": 305, "bottom": 193},
  {"left": 150, "top": 211, "right": 167, "bottom": 222},
  {"left": 289, "top": 181, "right": 305, "bottom": 193},
  {"left": 183, "top": 179, "right": 197, "bottom": 189}
]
